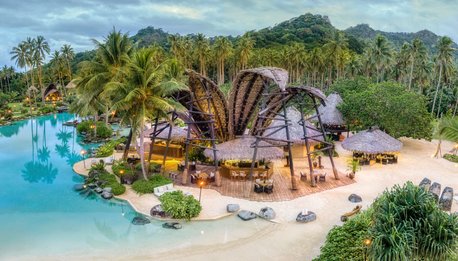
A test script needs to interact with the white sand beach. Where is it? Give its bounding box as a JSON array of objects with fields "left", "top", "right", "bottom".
[{"left": 72, "top": 138, "right": 457, "bottom": 260}]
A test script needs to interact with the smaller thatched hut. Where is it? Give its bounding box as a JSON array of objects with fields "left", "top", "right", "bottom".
[
  {"left": 315, "top": 93, "right": 348, "bottom": 140},
  {"left": 342, "top": 127, "right": 402, "bottom": 165},
  {"left": 263, "top": 107, "right": 323, "bottom": 158}
]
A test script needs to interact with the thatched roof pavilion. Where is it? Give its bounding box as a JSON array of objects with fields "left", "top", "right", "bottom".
[
  {"left": 342, "top": 128, "right": 402, "bottom": 154},
  {"left": 263, "top": 107, "right": 323, "bottom": 145},
  {"left": 316, "top": 93, "right": 345, "bottom": 126},
  {"left": 44, "top": 83, "right": 61, "bottom": 99},
  {"left": 204, "top": 136, "right": 283, "bottom": 161},
  {"left": 143, "top": 124, "right": 188, "bottom": 143}
]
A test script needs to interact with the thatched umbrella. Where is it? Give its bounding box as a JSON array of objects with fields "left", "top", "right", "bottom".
[
  {"left": 342, "top": 127, "right": 402, "bottom": 154},
  {"left": 143, "top": 124, "right": 188, "bottom": 143},
  {"left": 204, "top": 136, "right": 283, "bottom": 161},
  {"left": 263, "top": 107, "right": 323, "bottom": 145},
  {"left": 316, "top": 93, "right": 345, "bottom": 126}
]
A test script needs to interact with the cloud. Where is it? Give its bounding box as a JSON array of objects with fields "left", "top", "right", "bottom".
[{"left": 1, "top": 0, "right": 458, "bottom": 69}]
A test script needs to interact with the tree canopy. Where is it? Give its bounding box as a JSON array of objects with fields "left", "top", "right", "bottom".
[{"left": 332, "top": 78, "right": 433, "bottom": 139}]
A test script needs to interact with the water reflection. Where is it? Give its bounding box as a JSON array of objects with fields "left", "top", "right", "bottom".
[{"left": 0, "top": 120, "right": 27, "bottom": 137}]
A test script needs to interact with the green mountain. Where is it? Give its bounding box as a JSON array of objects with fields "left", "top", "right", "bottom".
[{"left": 345, "top": 23, "right": 458, "bottom": 53}]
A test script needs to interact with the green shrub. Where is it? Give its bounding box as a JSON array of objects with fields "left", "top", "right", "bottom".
[
  {"left": 148, "top": 174, "right": 172, "bottom": 187},
  {"left": 20, "top": 108, "right": 28, "bottom": 114},
  {"left": 77, "top": 121, "right": 113, "bottom": 139},
  {"left": 444, "top": 153, "right": 458, "bottom": 163},
  {"left": 39, "top": 105, "right": 55, "bottom": 114},
  {"left": 159, "top": 191, "right": 202, "bottom": 220},
  {"left": 95, "top": 137, "right": 126, "bottom": 157},
  {"left": 313, "top": 211, "right": 372, "bottom": 261},
  {"left": 107, "top": 181, "right": 126, "bottom": 195},
  {"left": 132, "top": 179, "right": 156, "bottom": 194},
  {"left": 135, "top": 161, "right": 161, "bottom": 172}
]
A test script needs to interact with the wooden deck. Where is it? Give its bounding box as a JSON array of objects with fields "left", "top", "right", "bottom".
[{"left": 172, "top": 159, "right": 355, "bottom": 202}]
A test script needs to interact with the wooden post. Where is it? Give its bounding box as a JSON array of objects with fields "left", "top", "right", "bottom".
[
  {"left": 299, "top": 100, "right": 316, "bottom": 187},
  {"left": 282, "top": 92, "right": 297, "bottom": 190}
]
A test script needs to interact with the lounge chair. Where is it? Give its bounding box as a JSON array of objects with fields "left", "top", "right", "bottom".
[
  {"left": 340, "top": 205, "right": 362, "bottom": 222},
  {"left": 153, "top": 183, "right": 176, "bottom": 197},
  {"left": 239, "top": 171, "right": 246, "bottom": 180},
  {"left": 254, "top": 183, "right": 264, "bottom": 193},
  {"left": 231, "top": 171, "right": 239, "bottom": 180},
  {"left": 264, "top": 184, "right": 274, "bottom": 194},
  {"left": 300, "top": 171, "right": 307, "bottom": 181}
]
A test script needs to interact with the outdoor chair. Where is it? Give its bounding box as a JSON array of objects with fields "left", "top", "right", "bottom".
[
  {"left": 209, "top": 172, "right": 215, "bottom": 182},
  {"left": 255, "top": 178, "right": 262, "bottom": 184},
  {"left": 260, "top": 172, "right": 267, "bottom": 179},
  {"left": 319, "top": 173, "right": 326, "bottom": 182},
  {"left": 252, "top": 171, "right": 259, "bottom": 180},
  {"left": 190, "top": 174, "right": 198, "bottom": 184},
  {"left": 299, "top": 171, "right": 307, "bottom": 181},
  {"left": 254, "top": 183, "right": 264, "bottom": 193},
  {"left": 239, "top": 171, "right": 246, "bottom": 180},
  {"left": 264, "top": 184, "right": 274, "bottom": 194},
  {"left": 231, "top": 171, "right": 239, "bottom": 180}
]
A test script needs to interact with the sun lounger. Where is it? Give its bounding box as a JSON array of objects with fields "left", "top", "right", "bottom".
[
  {"left": 153, "top": 183, "right": 176, "bottom": 197},
  {"left": 340, "top": 205, "right": 362, "bottom": 222}
]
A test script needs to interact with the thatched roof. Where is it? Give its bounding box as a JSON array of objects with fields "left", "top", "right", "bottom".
[
  {"left": 316, "top": 93, "right": 345, "bottom": 126},
  {"left": 342, "top": 128, "right": 402, "bottom": 154},
  {"left": 262, "top": 107, "right": 323, "bottom": 145},
  {"left": 143, "top": 124, "right": 188, "bottom": 142},
  {"left": 228, "top": 67, "right": 288, "bottom": 138},
  {"left": 44, "top": 83, "right": 61, "bottom": 99},
  {"left": 181, "top": 69, "right": 228, "bottom": 141},
  {"left": 204, "top": 136, "right": 283, "bottom": 161}
]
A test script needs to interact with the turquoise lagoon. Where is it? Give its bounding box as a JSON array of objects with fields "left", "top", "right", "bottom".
[{"left": 0, "top": 113, "right": 271, "bottom": 259}]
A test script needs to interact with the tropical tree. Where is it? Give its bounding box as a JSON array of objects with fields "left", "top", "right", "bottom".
[
  {"left": 324, "top": 32, "right": 349, "bottom": 81},
  {"left": 235, "top": 34, "right": 255, "bottom": 73},
  {"left": 434, "top": 116, "right": 458, "bottom": 157},
  {"left": 33, "top": 36, "right": 50, "bottom": 102},
  {"left": 61, "top": 44, "right": 75, "bottom": 80},
  {"left": 10, "top": 42, "right": 30, "bottom": 87},
  {"left": 407, "top": 38, "right": 427, "bottom": 91},
  {"left": 193, "top": 33, "right": 210, "bottom": 76},
  {"left": 106, "top": 48, "right": 187, "bottom": 179},
  {"left": 369, "top": 35, "right": 392, "bottom": 83},
  {"left": 431, "top": 36, "right": 455, "bottom": 117},
  {"left": 213, "top": 36, "right": 233, "bottom": 85}
]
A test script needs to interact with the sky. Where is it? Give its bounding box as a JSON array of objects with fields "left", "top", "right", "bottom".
[{"left": 1, "top": 0, "right": 457, "bottom": 70}]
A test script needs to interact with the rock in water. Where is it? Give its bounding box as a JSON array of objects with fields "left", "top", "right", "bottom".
[
  {"left": 73, "top": 184, "right": 85, "bottom": 191},
  {"left": 258, "top": 207, "right": 276, "bottom": 220},
  {"left": 94, "top": 187, "right": 103, "bottom": 193},
  {"left": 419, "top": 177, "right": 431, "bottom": 190},
  {"left": 348, "top": 194, "right": 362, "bottom": 203},
  {"left": 162, "top": 222, "right": 182, "bottom": 229},
  {"left": 150, "top": 204, "right": 170, "bottom": 218},
  {"left": 439, "top": 187, "right": 453, "bottom": 211},
  {"left": 226, "top": 204, "right": 240, "bottom": 213},
  {"left": 237, "top": 210, "right": 257, "bottom": 221},
  {"left": 296, "top": 211, "right": 316, "bottom": 223},
  {"left": 101, "top": 191, "right": 113, "bottom": 199},
  {"left": 103, "top": 187, "right": 112, "bottom": 193},
  {"left": 429, "top": 182, "right": 441, "bottom": 202},
  {"left": 132, "top": 216, "right": 151, "bottom": 225},
  {"left": 87, "top": 183, "right": 97, "bottom": 189}
]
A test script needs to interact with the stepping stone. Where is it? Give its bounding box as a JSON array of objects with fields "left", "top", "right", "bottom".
[
  {"left": 94, "top": 187, "right": 103, "bottom": 193},
  {"left": 101, "top": 191, "right": 113, "bottom": 199},
  {"left": 162, "top": 222, "right": 182, "bottom": 229},
  {"left": 419, "top": 177, "right": 431, "bottom": 190},
  {"left": 439, "top": 187, "right": 453, "bottom": 211},
  {"left": 73, "top": 184, "right": 85, "bottom": 191},
  {"left": 132, "top": 216, "right": 151, "bottom": 225},
  {"left": 258, "top": 207, "right": 276, "bottom": 220},
  {"left": 296, "top": 211, "right": 316, "bottom": 223},
  {"left": 237, "top": 210, "right": 257, "bottom": 221},
  {"left": 226, "top": 204, "right": 240, "bottom": 213},
  {"left": 87, "top": 183, "right": 97, "bottom": 189},
  {"left": 348, "top": 194, "right": 362, "bottom": 203},
  {"left": 150, "top": 204, "right": 170, "bottom": 218},
  {"left": 429, "top": 182, "right": 441, "bottom": 202}
]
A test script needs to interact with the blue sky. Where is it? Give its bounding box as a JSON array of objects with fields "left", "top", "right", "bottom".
[{"left": 1, "top": 0, "right": 457, "bottom": 69}]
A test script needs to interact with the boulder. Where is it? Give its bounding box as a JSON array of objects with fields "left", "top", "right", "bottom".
[
  {"left": 94, "top": 187, "right": 103, "bottom": 193},
  {"left": 73, "top": 184, "right": 85, "bottom": 191},
  {"left": 103, "top": 187, "right": 112, "bottom": 193},
  {"left": 150, "top": 204, "right": 170, "bottom": 218},
  {"left": 258, "top": 207, "right": 276, "bottom": 220},
  {"left": 419, "top": 177, "right": 431, "bottom": 190},
  {"left": 429, "top": 182, "right": 441, "bottom": 202},
  {"left": 132, "top": 216, "right": 151, "bottom": 225},
  {"left": 296, "top": 211, "right": 316, "bottom": 223},
  {"left": 87, "top": 183, "right": 97, "bottom": 189},
  {"left": 226, "top": 204, "right": 240, "bottom": 213},
  {"left": 237, "top": 210, "right": 257, "bottom": 221},
  {"left": 439, "top": 187, "right": 453, "bottom": 211},
  {"left": 101, "top": 191, "right": 113, "bottom": 199},
  {"left": 162, "top": 222, "right": 182, "bottom": 229},
  {"left": 348, "top": 194, "right": 362, "bottom": 203}
]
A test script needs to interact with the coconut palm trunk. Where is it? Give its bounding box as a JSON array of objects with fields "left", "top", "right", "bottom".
[
  {"left": 123, "top": 128, "right": 133, "bottom": 160},
  {"left": 431, "top": 63, "right": 442, "bottom": 117}
]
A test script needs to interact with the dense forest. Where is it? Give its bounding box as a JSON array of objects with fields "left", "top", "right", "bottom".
[{"left": 3, "top": 13, "right": 458, "bottom": 118}]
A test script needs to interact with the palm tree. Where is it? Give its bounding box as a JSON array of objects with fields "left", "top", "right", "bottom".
[
  {"left": 33, "top": 36, "right": 50, "bottom": 102},
  {"left": 106, "top": 48, "right": 187, "bottom": 179},
  {"left": 24, "top": 37, "right": 36, "bottom": 88},
  {"left": 369, "top": 35, "right": 392, "bottom": 83},
  {"left": 324, "top": 32, "right": 349, "bottom": 81},
  {"left": 50, "top": 50, "right": 67, "bottom": 98},
  {"left": 193, "top": 33, "right": 210, "bottom": 76},
  {"left": 61, "top": 44, "right": 74, "bottom": 80},
  {"left": 10, "top": 42, "right": 30, "bottom": 87},
  {"left": 235, "top": 34, "right": 255, "bottom": 72},
  {"left": 407, "top": 38, "right": 427, "bottom": 91},
  {"left": 213, "top": 36, "right": 233, "bottom": 85},
  {"left": 431, "top": 36, "right": 455, "bottom": 117}
]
